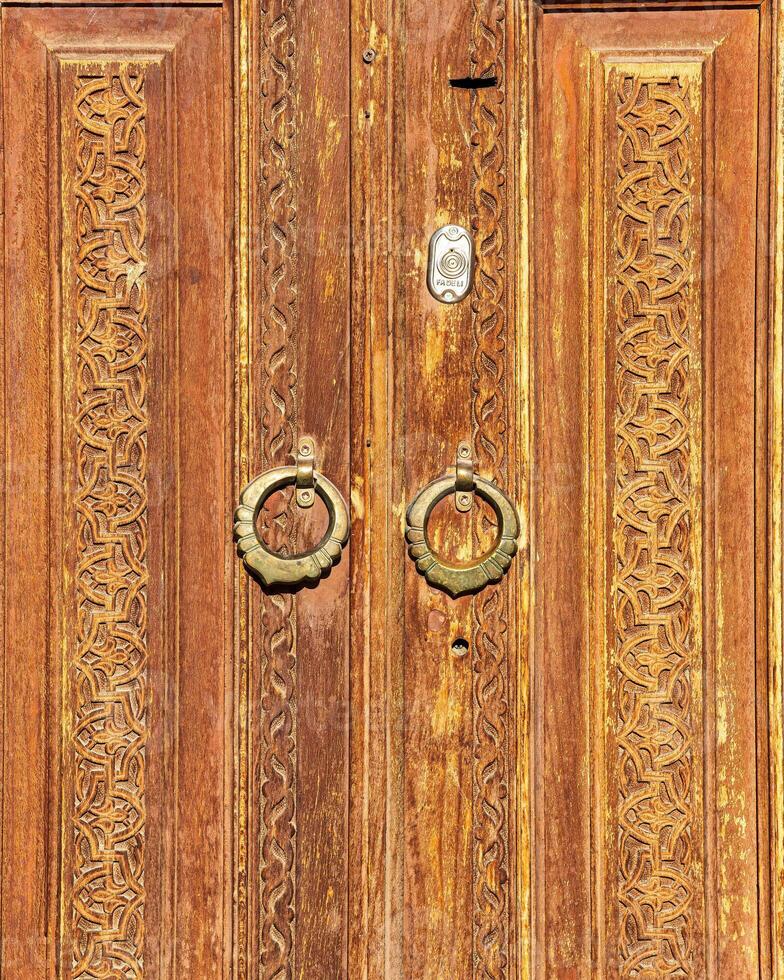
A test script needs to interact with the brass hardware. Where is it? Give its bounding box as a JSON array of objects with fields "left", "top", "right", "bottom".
[
  {"left": 427, "top": 225, "right": 474, "bottom": 303},
  {"left": 455, "top": 440, "right": 474, "bottom": 512},
  {"left": 233, "top": 458, "right": 350, "bottom": 589},
  {"left": 405, "top": 458, "right": 519, "bottom": 599},
  {"left": 296, "top": 436, "right": 315, "bottom": 508}
]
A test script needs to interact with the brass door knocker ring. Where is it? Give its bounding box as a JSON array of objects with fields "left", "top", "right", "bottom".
[
  {"left": 405, "top": 445, "right": 519, "bottom": 598},
  {"left": 234, "top": 440, "right": 349, "bottom": 589}
]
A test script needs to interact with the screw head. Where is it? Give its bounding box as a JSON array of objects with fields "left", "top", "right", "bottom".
[
  {"left": 300, "top": 490, "right": 312, "bottom": 502},
  {"left": 459, "top": 493, "right": 471, "bottom": 506},
  {"left": 459, "top": 445, "right": 470, "bottom": 457},
  {"left": 362, "top": 48, "right": 376, "bottom": 64}
]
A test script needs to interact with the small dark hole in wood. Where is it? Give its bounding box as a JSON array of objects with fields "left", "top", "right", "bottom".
[
  {"left": 451, "top": 637, "right": 470, "bottom": 657},
  {"left": 449, "top": 76, "right": 498, "bottom": 89}
]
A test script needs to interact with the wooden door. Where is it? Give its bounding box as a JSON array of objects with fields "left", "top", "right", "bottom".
[{"left": 2, "top": 1, "right": 784, "bottom": 978}]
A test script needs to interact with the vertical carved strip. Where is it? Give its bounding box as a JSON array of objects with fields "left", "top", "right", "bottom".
[
  {"left": 71, "top": 64, "right": 148, "bottom": 980},
  {"left": 470, "top": 2, "right": 509, "bottom": 977},
  {"left": 259, "top": 3, "right": 298, "bottom": 977},
  {"left": 611, "top": 71, "right": 702, "bottom": 977}
]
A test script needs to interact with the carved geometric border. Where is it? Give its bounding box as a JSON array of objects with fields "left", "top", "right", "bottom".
[
  {"left": 604, "top": 58, "right": 705, "bottom": 979},
  {"left": 66, "top": 60, "right": 150, "bottom": 980}
]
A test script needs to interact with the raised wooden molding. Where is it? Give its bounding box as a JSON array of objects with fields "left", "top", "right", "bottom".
[{"left": 770, "top": 1, "right": 784, "bottom": 973}]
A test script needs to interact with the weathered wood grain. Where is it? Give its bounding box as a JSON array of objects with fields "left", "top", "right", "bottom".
[
  {"left": 532, "top": 4, "right": 777, "bottom": 977},
  {"left": 1, "top": 9, "right": 234, "bottom": 978},
  {"left": 2, "top": 0, "right": 784, "bottom": 977}
]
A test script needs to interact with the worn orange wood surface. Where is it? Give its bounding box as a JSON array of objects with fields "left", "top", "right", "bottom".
[
  {"left": 1, "top": 8, "right": 235, "bottom": 977},
  {"left": 2, "top": 0, "right": 784, "bottom": 978},
  {"left": 533, "top": 5, "right": 768, "bottom": 976}
]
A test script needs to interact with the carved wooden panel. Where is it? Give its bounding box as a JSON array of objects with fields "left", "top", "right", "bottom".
[
  {"left": 248, "top": 2, "right": 351, "bottom": 978},
  {"left": 387, "top": 0, "right": 522, "bottom": 975},
  {"left": 248, "top": 7, "right": 521, "bottom": 977},
  {"left": 1, "top": 11, "right": 234, "bottom": 977},
  {"left": 534, "top": 6, "right": 777, "bottom": 975},
  {"left": 70, "top": 62, "right": 150, "bottom": 979},
  {"left": 609, "top": 65, "right": 703, "bottom": 977}
]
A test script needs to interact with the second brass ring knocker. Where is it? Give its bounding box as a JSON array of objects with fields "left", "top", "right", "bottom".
[
  {"left": 405, "top": 465, "right": 519, "bottom": 598},
  {"left": 234, "top": 465, "right": 350, "bottom": 589}
]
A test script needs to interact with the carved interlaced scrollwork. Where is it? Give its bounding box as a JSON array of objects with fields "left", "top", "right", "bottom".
[
  {"left": 259, "top": 2, "right": 298, "bottom": 976},
  {"left": 613, "top": 73, "right": 698, "bottom": 977},
  {"left": 470, "top": 2, "right": 510, "bottom": 977},
  {"left": 72, "top": 64, "right": 148, "bottom": 979}
]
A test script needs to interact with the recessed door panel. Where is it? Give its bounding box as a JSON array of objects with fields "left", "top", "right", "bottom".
[
  {"left": 1, "top": 9, "right": 232, "bottom": 977},
  {"left": 533, "top": 5, "right": 772, "bottom": 976}
]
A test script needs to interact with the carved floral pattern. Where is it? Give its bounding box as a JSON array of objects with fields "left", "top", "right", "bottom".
[
  {"left": 71, "top": 65, "right": 149, "bottom": 980},
  {"left": 470, "top": 2, "right": 510, "bottom": 977},
  {"left": 259, "top": 2, "right": 298, "bottom": 977},
  {"left": 613, "top": 73, "right": 698, "bottom": 977}
]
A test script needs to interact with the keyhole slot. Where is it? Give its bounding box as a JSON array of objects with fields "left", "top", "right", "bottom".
[
  {"left": 451, "top": 637, "right": 469, "bottom": 657},
  {"left": 449, "top": 75, "right": 498, "bottom": 89}
]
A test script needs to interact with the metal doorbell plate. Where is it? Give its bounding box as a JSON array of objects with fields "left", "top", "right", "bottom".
[{"left": 427, "top": 224, "right": 474, "bottom": 304}]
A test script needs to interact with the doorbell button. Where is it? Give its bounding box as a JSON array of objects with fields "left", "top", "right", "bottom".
[{"left": 427, "top": 224, "right": 474, "bottom": 303}]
